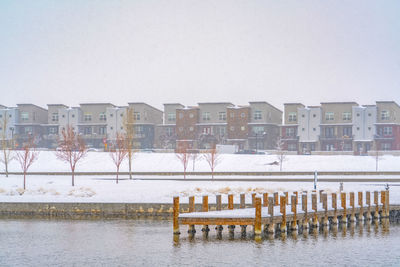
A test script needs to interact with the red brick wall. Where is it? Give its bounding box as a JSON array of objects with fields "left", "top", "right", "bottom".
[{"left": 227, "top": 107, "right": 250, "bottom": 139}]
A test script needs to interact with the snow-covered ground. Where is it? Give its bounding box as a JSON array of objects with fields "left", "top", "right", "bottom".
[
  {"left": 3, "top": 151, "right": 400, "bottom": 172},
  {"left": 1, "top": 151, "right": 399, "bottom": 204},
  {"left": 0, "top": 175, "right": 399, "bottom": 204}
]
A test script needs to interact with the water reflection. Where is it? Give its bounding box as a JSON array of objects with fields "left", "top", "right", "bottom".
[{"left": 0, "top": 219, "right": 399, "bottom": 266}]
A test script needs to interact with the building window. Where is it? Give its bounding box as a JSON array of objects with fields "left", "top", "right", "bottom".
[
  {"left": 51, "top": 113, "right": 58, "bottom": 122},
  {"left": 24, "top": 126, "right": 32, "bottom": 134},
  {"left": 71, "top": 114, "right": 75, "bottom": 118},
  {"left": 202, "top": 112, "right": 210, "bottom": 121},
  {"left": 343, "top": 127, "right": 352, "bottom": 137},
  {"left": 166, "top": 127, "right": 173, "bottom": 136},
  {"left": 325, "top": 112, "right": 334, "bottom": 121},
  {"left": 134, "top": 112, "right": 140, "bottom": 120},
  {"left": 179, "top": 127, "right": 183, "bottom": 132},
  {"left": 241, "top": 113, "right": 246, "bottom": 118},
  {"left": 84, "top": 127, "right": 92, "bottom": 135},
  {"left": 302, "top": 128, "right": 305, "bottom": 131},
  {"left": 313, "top": 114, "right": 316, "bottom": 118},
  {"left": 189, "top": 113, "right": 194, "bottom": 118},
  {"left": 254, "top": 111, "right": 262, "bottom": 120},
  {"left": 343, "top": 143, "right": 352, "bottom": 151},
  {"left": 342, "top": 112, "right": 351, "bottom": 121},
  {"left": 99, "top": 127, "right": 106, "bottom": 135},
  {"left": 383, "top": 126, "right": 393, "bottom": 135},
  {"left": 99, "top": 113, "right": 106, "bottom": 121},
  {"left": 49, "top": 127, "right": 57, "bottom": 134},
  {"left": 203, "top": 127, "right": 211, "bottom": 134},
  {"left": 21, "top": 112, "right": 29, "bottom": 121},
  {"left": 368, "top": 127, "right": 371, "bottom": 131},
  {"left": 381, "top": 111, "right": 389, "bottom": 120},
  {"left": 288, "top": 112, "right": 297, "bottom": 122},
  {"left": 230, "top": 126, "right": 234, "bottom": 131},
  {"left": 189, "top": 127, "right": 194, "bottom": 132},
  {"left": 253, "top": 126, "right": 264, "bottom": 134},
  {"left": 302, "top": 114, "right": 305, "bottom": 118},
  {"left": 135, "top": 126, "right": 144, "bottom": 134},
  {"left": 230, "top": 112, "right": 234, "bottom": 118},
  {"left": 241, "top": 126, "right": 246, "bottom": 131},
  {"left": 219, "top": 112, "right": 226, "bottom": 121},
  {"left": 325, "top": 127, "right": 334, "bottom": 138},
  {"left": 110, "top": 113, "right": 114, "bottom": 117},
  {"left": 357, "top": 113, "right": 360, "bottom": 117},
  {"left": 285, "top": 127, "right": 295, "bottom": 137},
  {"left": 218, "top": 127, "right": 226, "bottom": 136},
  {"left": 368, "top": 113, "right": 371, "bottom": 117},
  {"left": 179, "top": 113, "right": 183, "bottom": 119},
  {"left": 84, "top": 113, "right": 92, "bottom": 121},
  {"left": 382, "top": 143, "right": 392, "bottom": 151},
  {"left": 313, "top": 128, "right": 316, "bottom": 131},
  {"left": 288, "top": 143, "right": 297, "bottom": 151},
  {"left": 167, "top": 113, "right": 176, "bottom": 122}
]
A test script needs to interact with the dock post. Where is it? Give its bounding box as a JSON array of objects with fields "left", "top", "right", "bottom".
[
  {"left": 386, "top": 190, "right": 390, "bottom": 218},
  {"left": 291, "top": 195, "right": 298, "bottom": 230},
  {"left": 254, "top": 197, "right": 262, "bottom": 238},
  {"left": 358, "top": 192, "right": 364, "bottom": 222},
  {"left": 302, "top": 193, "right": 309, "bottom": 229},
  {"left": 188, "top": 196, "right": 196, "bottom": 235},
  {"left": 274, "top": 192, "right": 279, "bottom": 206},
  {"left": 240, "top": 193, "right": 246, "bottom": 209},
  {"left": 252, "top": 193, "right": 257, "bottom": 207},
  {"left": 215, "top": 195, "right": 223, "bottom": 234},
  {"left": 173, "top": 196, "right": 180, "bottom": 235},
  {"left": 284, "top": 191, "right": 289, "bottom": 205},
  {"left": 319, "top": 190, "right": 324, "bottom": 203},
  {"left": 332, "top": 193, "right": 338, "bottom": 225},
  {"left": 201, "top": 195, "right": 210, "bottom": 235},
  {"left": 373, "top": 191, "right": 379, "bottom": 220},
  {"left": 365, "top": 191, "right": 371, "bottom": 221},
  {"left": 349, "top": 192, "right": 356, "bottom": 223},
  {"left": 263, "top": 193, "right": 269, "bottom": 207},
  {"left": 322, "top": 192, "right": 328, "bottom": 226},
  {"left": 311, "top": 192, "right": 318, "bottom": 228},
  {"left": 228, "top": 194, "right": 234, "bottom": 210},
  {"left": 381, "top": 190, "right": 387, "bottom": 218},
  {"left": 341, "top": 192, "right": 347, "bottom": 224},
  {"left": 267, "top": 196, "right": 275, "bottom": 234},
  {"left": 280, "top": 195, "right": 287, "bottom": 233}
]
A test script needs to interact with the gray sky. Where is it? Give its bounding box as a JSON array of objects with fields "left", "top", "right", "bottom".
[{"left": 1, "top": 0, "right": 399, "bottom": 111}]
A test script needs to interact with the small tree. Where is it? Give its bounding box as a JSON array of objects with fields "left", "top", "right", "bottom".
[
  {"left": 16, "top": 136, "right": 39, "bottom": 190},
  {"left": 122, "top": 107, "right": 136, "bottom": 179},
  {"left": 191, "top": 152, "right": 200, "bottom": 171},
  {"left": 0, "top": 110, "right": 14, "bottom": 177},
  {"left": 203, "top": 146, "right": 221, "bottom": 179},
  {"left": 56, "top": 126, "right": 87, "bottom": 186},
  {"left": 176, "top": 142, "right": 190, "bottom": 179},
  {"left": 276, "top": 137, "right": 286, "bottom": 171},
  {"left": 109, "top": 132, "right": 128, "bottom": 184}
]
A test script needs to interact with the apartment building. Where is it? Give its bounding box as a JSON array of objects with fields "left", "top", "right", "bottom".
[
  {"left": 0, "top": 106, "right": 18, "bottom": 147},
  {"left": 375, "top": 101, "right": 400, "bottom": 151},
  {"left": 175, "top": 106, "right": 199, "bottom": 149},
  {"left": 298, "top": 106, "right": 322, "bottom": 153},
  {"left": 281, "top": 103, "right": 303, "bottom": 151},
  {"left": 154, "top": 103, "right": 183, "bottom": 149},
  {"left": 352, "top": 105, "right": 376, "bottom": 154},
  {"left": 15, "top": 104, "right": 48, "bottom": 148},
  {"left": 248, "top": 101, "right": 282, "bottom": 150},
  {"left": 43, "top": 104, "right": 67, "bottom": 148}
]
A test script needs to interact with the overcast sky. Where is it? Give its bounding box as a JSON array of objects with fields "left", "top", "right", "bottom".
[{"left": 1, "top": 0, "right": 399, "bottom": 110}]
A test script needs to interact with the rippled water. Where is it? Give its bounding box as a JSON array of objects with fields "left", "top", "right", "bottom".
[{"left": 0, "top": 219, "right": 400, "bottom": 266}]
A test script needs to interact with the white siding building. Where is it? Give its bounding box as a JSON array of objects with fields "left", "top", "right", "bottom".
[
  {"left": 297, "top": 106, "right": 321, "bottom": 153},
  {"left": 352, "top": 105, "right": 376, "bottom": 153}
]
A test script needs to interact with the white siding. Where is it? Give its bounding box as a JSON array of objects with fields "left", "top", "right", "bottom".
[
  {"left": 298, "top": 107, "right": 321, "bottom": 142},
  {"left": 0, "top": 108, "right": 19, "bottom": 139},
  {"left": 106, "top": 107, "right": 127, "bottom": 140},
  {"left": 352, "top": 106, "right": 376, "bottom": 141}
]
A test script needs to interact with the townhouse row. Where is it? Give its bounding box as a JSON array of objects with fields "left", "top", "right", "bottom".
[{"left": 0, "top": 101, "right": 399, "bottom": 153}]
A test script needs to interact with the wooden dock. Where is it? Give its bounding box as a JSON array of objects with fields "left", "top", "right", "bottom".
[{"left": 173, "top": 190, "right": 398, "bottom": 239}]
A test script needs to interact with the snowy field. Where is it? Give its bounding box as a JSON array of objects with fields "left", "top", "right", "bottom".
[
  {"left": 3, "top": 151, "right": 400, "bottom": 172},
  {"left": 0, "top": 175, "right": 399, "bottom": 204},
  {"left": 1, "top": 151, "right": 400, "bottom": 204}
]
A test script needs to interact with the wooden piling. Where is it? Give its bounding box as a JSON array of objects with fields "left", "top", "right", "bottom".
[
  {"left": 294, "top": 191, "right": 299, "bottom": 205},
  {"left": 240, "top": 193, "right": 246, "bottom": 209},
  {"left": 381, "top": 190, "right": 387, "bottom": 218},
  {"left": 291, "top": 195, "right": 298, "bottom": 230},
  {"left": 280, "top": 195, "right": 287, "bottom": 232},
  {"left": 373, "top": 191, "right": 379, "bottom": 219},
  {"left": 188, "top": 196, "right": 196, "bottom": 234},
  {"left": 202, "top": 195, "right": 209, "bottom": 233},
  {"left": 358, "top": 192, "right": 363, "bottom": 221},
  {"left": 349, "top": 192, "right": 356, "bottom": 223},
  {"left": 263, "top": 193, "right": 269, "bottom": 207},
  {"left": 267, "top": 196, "right": 275, "bottom": 234},
  {"left": 341, "top": 192, "right": 347, "bottom": 224},
  {"left": 312, "top": 193, "right": 318, "bottom": 228},
  {"left": 228, "top": 194, "right": 234, "bottom": 210},
  {"left": 215, "top": 195, "right": 222, "bottom": 233},
  {"left": 173, "top": 196, "right": 180, "bottom": 235},
  {"left": 274, "top": 192, "right": 279, "bottom": 206},
  {"left": 386, "top": 190, "right": 390, "bottom": 218},
  {"left": 189, "top": 196, "right": 195, "bottom": 212},
  {"left": 254, "top": 197, "right": 262, "bottom": 236},
  {"left": 319, "top": 190, "right": 324, "bottom": 203},
  {"left": 332, "top": 192, "right": 338, "bottom": 224},
  {"left": 322, "top": 192, "right": 328, "bottom": 226},
  {"left": 284, "top": 191, "right": 289, "bottom": 204},
  {"left": 366, "top": 191, "right": 371, "bottom": 221},
  {"left": 302, "top": 193, "right": 309, "bottom": 229}
]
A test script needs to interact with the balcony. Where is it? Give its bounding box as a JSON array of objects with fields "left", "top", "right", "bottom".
[
  {"left": 319, "top": 135, "right": 353, "bottom": 141},
  {"left": 374, "top": 134, "right": 394, "bottom": 140}
]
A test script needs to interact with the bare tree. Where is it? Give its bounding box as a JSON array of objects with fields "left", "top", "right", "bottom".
[
  {"left": 0, "top": 110, "right": 14, "bottom": 177},
  {"left": 16, "top": 136, "right": 39, "bottom": 190},
  {"left": 276, "top": 137, "right": 286, "bottom": 171},
  {"left": 191, "top": 152, "right": 200, "bottom": 171},
  {"left": 175, "top": 142, "right": 190, "bottom": 179},
  {"left": 203, "top": 146, "right": 221, "bottom": 179},
  {"left": 109, "top": 132, "right": 128, "bottom": 184},
  {"left": 122, "top": 107, "right": 136, "bottom": 179},
  {"left": 56, "top": 126, "right": 88, "bottom": 186}
]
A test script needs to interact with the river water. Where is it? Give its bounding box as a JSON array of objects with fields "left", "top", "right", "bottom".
[{"left": 0, "top": 219, "right": 399, "bottom": 266}]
